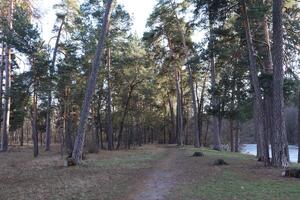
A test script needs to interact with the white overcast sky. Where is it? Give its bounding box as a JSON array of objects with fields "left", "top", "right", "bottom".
[
  {"left": 36, "top": 0, "right": 203, "bottom": 43},
  {"left": 36, "top": 0, "right": 157, "bottom": 41}
]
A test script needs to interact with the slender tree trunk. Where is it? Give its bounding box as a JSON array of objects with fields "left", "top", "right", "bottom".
[
  {"left": 175, "top": 68, "right": 184, "bottom": 146},
  {"left": 1, "top": 0, "right": 13, "bottom": 152},
  {"left": 208, "top": 14, "right": 221, "bottom": 151},
  {"left": 235, "top": 120, "right": 240, "bottom": 152},
  {"left": 0, "top": 43, "right": 4, "bottom": 134},
  {"left": 209, "top": 40, "right": 221, "bottom": 151},
  {"left": 188, "top": 66, "right": 200, "bottom": 147},
  {"left": 106, "top": 48, "right": 113, "bottom": 151},
  {"left": 20, "top": 125, "right": 24, "bottom": 146},
  {"left": 271, "top": 0, "right": 289, "bottom": 167},
  {"left": 71, "top": 0, "right": 113, "bottom": 164},
  {"left": 204, "top": 116, "right": 210, "bottom": 147},
  {"left": 45, "top": 18, "right": 65, "bottom": 151},
  {"left": 97, "top": 102, "right": 104, "bottom": 150},
  {"left": 240, "top": 0, "right": 269, "bottom": 165},
  {"left": 116, "top": 83, "right": 135, "bottom": 149},
  {"left": 229, "top": 117, "right": 234, "bottom": 152},
  {"left": 172, "top": 4, "right": 200, "bottom": 147},
  {"left": 198, "top": 76, "right": 207, "bottom": 146},
  {"left": 31, "top": 92, "right": 38, "bottom": 157},
  {"left": 257, "top": 5, "right": 274, "bottom": 162},
  {"left": 297, "top": 88, "right": 300, "bottom": 163},
  {"left": 64, "top": 87, "right": 73, "bottom": 156},
  {"left": 168, "top": 97, "right": 176, "bottom": 144}
]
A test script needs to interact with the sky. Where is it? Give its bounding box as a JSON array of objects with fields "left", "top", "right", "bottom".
[{"left": 36, "top": 0, "right": 157, "bottom": 42}]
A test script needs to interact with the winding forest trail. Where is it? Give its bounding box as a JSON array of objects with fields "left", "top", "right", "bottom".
[{"left": 128, "top": 145, "right": 183, "bottom": 200}]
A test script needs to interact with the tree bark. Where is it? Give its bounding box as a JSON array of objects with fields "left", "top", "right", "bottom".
[
  {"left": 240, "top": 0, "right": 269, "bottom": 165},
  {"left": 175, "top": 68, "right": 184, "bottom": 146},
  {"left": 168, "top": 97, "right": 176, "bottom": 144},
  {"left": 116, "top": 83, "right": 135, "bottom": 149},
  {"left": 45, "top": 17, "right": 65, "bottom": 151},
  {"left": 171, "top": 3, "right": 200, "bottom": 147},
  {"left": 197, "top": 76, "right": 207, "bottom": 146},
  {"left": 31, "top": 92, "right": 38, "bottom": 157},
  {"left": 71, "top": 0, "right": 113, "bottom": 164},
  {"left": 106, "top": 48, "right": 113, "bottom": 151},
  {"left": 297, "top": 87, "right": 300, "bottom": 163},
  {"left": 0, "top": 43, "right": 4, "bottom": 135},
  {"left": 207, "top": 10, "right": 221, "bottom": 150},
  {"left": 271, "top": 0, "right": 289, "bottom": 167},
  {"left": 1, "top": 0, "right": 13, "bottom": 152},
  {"left": 235, "top": 120, "right": 240, "bottom": 152}
]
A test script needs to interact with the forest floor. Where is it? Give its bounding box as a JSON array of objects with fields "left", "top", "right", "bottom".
[{"left": 0, "top": 144, "right": 299, "bottom": 200}]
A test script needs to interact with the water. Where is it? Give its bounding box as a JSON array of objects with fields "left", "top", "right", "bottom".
[{"left": 241, "top": 144, "right": 299, "bottom": 163}]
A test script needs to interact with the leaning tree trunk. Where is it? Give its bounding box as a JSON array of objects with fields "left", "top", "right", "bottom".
[
  {"left": 1, "top": 0, "right": 13, "bottom": 152},
  {"left": 71, "top": 0, "right": 113, "bottom": 165},
  {"left": 240, "top": 0, "right": 269, "bottom": 165},
  {"left": 106, "top": 48, "right": 113, "bottom": 151},
  {"left": 45, "top": 17, "right": 65, "bottom": 151},
  {"left": 271, "top": 0, "right": 289, "bottom": 167}
]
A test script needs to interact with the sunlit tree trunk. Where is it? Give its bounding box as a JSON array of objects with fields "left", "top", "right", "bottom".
[
  {"left": 271, "top": 0, "right": 289, "bottom": 167},
  {"left": 71, "top": 0, "right": 113, "bottom": 165}
]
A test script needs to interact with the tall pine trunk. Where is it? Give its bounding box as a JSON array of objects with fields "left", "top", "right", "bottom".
[
  {"left": 271, "top": 0, "right": 289, "bottom": 167},
  {"left": 172, "top": 4, "right": 200, "bottom": 147},
  {"left": 116, "top": 83, "right": 135, "bottom": 149},
  {"left": 106, "top": 48, "right": 113, "bottom": 150},
  {"left": 197, "top": 76, "right": 207, "bottom": 146},
  {"left": 71, "top": 0, "right": 113, "bottom": 164},
  {"left": 31, "top": 92, "right": 38, "bottom": 157},
  {"left": 208, "top": 10, "right": 221, "bottom": 150},
  {"left": 0, "top": 43, "right": 4, "bottom": 136},
  {"left": 209, "top": 39, "right": 221, "bottom": 151},
  {"left": 168, "top": 97, "right": 176, "bottom": 144},
  {"left": 175, "top": 68, "right": 184, "bottom": 146},
  {"left": 1, "top": 0, "right": 13, "bottom": 152},
  {"left": 297, "top": 87, "right": 300, "bottom": 163},
  {"left": 240, "top": 0, "right": 269, "bottom": 164},
  {"left": 45, "top": 18, "right": 65, "bottom": 151}
]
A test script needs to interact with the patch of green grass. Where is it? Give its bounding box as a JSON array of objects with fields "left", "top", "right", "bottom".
[
  {"left": 186, "top": 147, "right": 256, "bottom": 160},
  {"left": 289, "top": 163, "right": 300, "bottom": 169},
  {"left": 178, "top": 171, "right": 300, "bottom": 200},
  {"left": 90, "top": 150, "right": 167, "bottom": 169}
]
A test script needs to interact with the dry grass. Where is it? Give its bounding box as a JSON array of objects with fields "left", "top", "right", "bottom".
[
  {"left": 1, "top": 145, "right": 300, "bottom": 200},
  {"left": 0, "top": 145, "right": 165, "bottom": 200}
]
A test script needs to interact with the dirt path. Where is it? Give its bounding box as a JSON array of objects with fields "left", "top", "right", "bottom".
[{"left": 128, "top": 145, "right": 182, "bottom": 200}]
